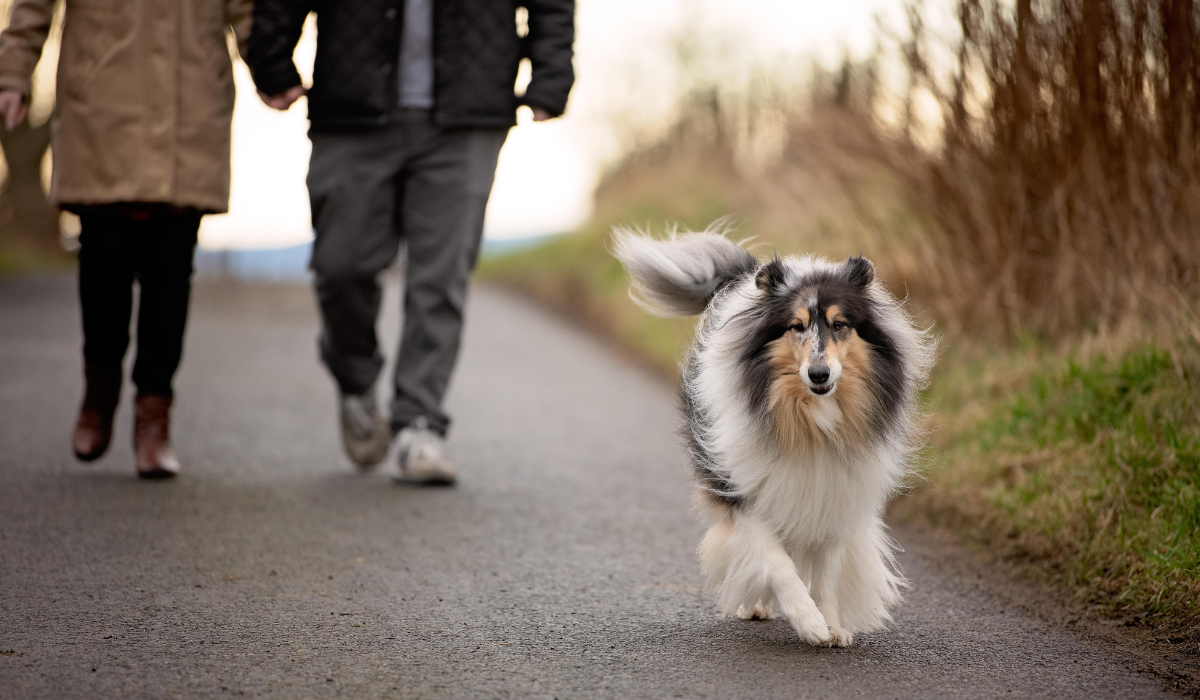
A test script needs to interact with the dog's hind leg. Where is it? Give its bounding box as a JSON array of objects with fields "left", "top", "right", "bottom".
[
  {"left": 716, "top": 512, "right": 831, "bottom": 645},
  {"left": 735, "top": 598, "right": 776, "bottom": 620}
]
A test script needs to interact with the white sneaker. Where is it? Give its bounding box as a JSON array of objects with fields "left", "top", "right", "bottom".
[
  {"left": 393, "top": 417, "right": 457, "bottom": 486},
  {"left": 339, "top": 388, "right": 389, "bottom": 470}
]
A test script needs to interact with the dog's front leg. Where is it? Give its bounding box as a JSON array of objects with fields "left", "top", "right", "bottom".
[
  {"left": 810, "top": 543, "right": 853, "bottom": 647},
  {"left": 720, "top": 513, "right": 831, "bottom": 645}
]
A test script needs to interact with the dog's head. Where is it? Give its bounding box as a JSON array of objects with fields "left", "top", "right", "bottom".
[
  {"left": 762, "top": 255, "right": 875, "bottom": 398},
  {"left": 737, "top": 255, "right": 900, "bottom": 449}
]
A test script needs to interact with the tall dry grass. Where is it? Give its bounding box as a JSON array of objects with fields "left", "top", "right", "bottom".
[
  {"left": 895, "top": 0, "right": 1200, "bottom": 339},
  {"left": 597, "top": 0, "right": 1200, "bottom": 343}
]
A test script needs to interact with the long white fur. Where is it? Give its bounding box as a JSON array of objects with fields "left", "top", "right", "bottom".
[{"left": 615, "top": 229, "right": 934, "bottom": 647}]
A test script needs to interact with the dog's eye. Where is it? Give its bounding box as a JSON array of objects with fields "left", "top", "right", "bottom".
[
  {"left": 789, "top": 322, "right": 805, "bottom": 333},
  {"left": 831, "top": 321, "right": 848, "bottom": 332}
]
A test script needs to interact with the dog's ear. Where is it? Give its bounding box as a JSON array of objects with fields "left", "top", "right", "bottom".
[
  {"left": 755, "top": 257, "right": 785, "bottom": 291},
  {"left": 845, "top": 255, "right": 875, "bottom": 288}
]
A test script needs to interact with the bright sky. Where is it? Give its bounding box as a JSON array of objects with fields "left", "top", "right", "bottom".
[{"left": 198, "top": 0, "right": 908, "bottom": 250}]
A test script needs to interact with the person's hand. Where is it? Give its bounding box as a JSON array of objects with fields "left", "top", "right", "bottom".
[
  {"left": 0, "top": 89, "right": 28, "bottom": 130},
  {"left": 532, "top": 108, "right": 551, "bottom": 122},
  {"left": 257, "top": 85, "right": 307, "bottom": 111}
]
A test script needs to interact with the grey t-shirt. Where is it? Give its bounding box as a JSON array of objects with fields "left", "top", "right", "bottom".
[{"left": 398, "top": 0, "right": 434, "bottom": 109}]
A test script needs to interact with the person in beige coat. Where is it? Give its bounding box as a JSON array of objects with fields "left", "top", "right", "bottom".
[{"left": 0, "top": 0, "right": 252, "bottom": 478}]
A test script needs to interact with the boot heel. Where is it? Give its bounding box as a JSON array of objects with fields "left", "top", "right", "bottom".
[
  {"left": 134, "top": 394, "right": 181, "bottom": 479},
  {"left": 72, "top": 364, "right": 122, "bottom": 462}
]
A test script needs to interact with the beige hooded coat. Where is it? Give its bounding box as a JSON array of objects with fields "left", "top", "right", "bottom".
[{"left": 0, "top": 0, "right": 253, "bottom": 213}]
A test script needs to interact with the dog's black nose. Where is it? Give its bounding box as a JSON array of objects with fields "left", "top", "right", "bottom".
[{"left": 808, "top": 365, "right": 830, "bottom": 385}]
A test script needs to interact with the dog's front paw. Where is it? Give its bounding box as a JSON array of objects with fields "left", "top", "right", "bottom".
[
  {"left": 736, "top": 602, "right": 775, "bottom": 620},
  {"left": 822, "top": 626, "right": 854, "bottom": 648},
  {"left": 786, "top": 608, "right": 831, "bottom": 645}
]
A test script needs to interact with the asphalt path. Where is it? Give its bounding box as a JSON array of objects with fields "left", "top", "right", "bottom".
[{"left": 0, "top": 273, "right": 1178, "bottom": 699}]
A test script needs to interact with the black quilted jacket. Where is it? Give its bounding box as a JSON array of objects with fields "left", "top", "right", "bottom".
[{"left": 246, "top": 0, "right": 574, "bottom": 129}]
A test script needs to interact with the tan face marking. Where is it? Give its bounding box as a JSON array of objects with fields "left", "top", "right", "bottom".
[
  {"left": 825, "top": 305, "right": 843, "bottom": 326},
  {"left": 764, "top": 323, "right": 875, "bottom": 452},
  {"left": 769, "top": 331, "right": 809, "bottom": 372},
  {"left": 825, "top": 332, "right": 844, "bottom": 366},
  {"left": 794, "top": 306, "right": 811, "bottom": 328}
]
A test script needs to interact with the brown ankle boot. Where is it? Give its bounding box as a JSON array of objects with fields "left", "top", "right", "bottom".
[
  {"left": 133, "top": 394, "right": 181, "bottom": 479},
  {"left": 72, "top": 363, "right": 122, "bottom": 461}
]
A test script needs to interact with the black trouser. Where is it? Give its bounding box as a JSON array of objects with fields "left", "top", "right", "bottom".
[
  {"left": 307, "top": 110, "right": 508, "bottom": 436},
  {"left": 77, "top": 206, "right": 201, "bottom": 398}
]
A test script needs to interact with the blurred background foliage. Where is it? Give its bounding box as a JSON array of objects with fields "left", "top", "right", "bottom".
[
  {"left": 481, "top": 0, "right": 1200, "bottom": 650},
  {"left": 0, "top": 0, "right": 67, "bottom": 274}
]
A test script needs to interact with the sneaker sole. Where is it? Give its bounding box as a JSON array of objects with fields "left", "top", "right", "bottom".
[
  {"left": 347, "top": 445, "right": 389, "bottom": 470},
  {"left": 391, "top": 472, "right": 457, "bottom": 487}
]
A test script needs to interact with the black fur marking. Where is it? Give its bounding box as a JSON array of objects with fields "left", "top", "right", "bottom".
[
  {"left": 711, "top": 269, "right": 754, "bottom": 302},
  {"left": 699, "top": 245, "right": 758, "bottom": 309},
  {"left": 680, "top": 347, "right": 745, "bottom": 508},
  {"left": 854, "top": 312, "right": 906, "bottom": 437},
  {"left": 755, "top": 257, "right": 786, "bottom": 290},
  {"left": 737, "top": 281, "right": 804, "bottom": 418},
  {"left": 846, "top": 256, "right": 875, "bottom": 288}
]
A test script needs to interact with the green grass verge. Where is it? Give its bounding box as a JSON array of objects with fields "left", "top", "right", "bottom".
[
  {"left": 479, "top": 228, "right": 1200, "bottom": 650},
  {"left": 925, "top": 344, "right": 1200, "bottom": 647},
  {"left": 0, "top": 238, "right": 73, "bottom": 277}
]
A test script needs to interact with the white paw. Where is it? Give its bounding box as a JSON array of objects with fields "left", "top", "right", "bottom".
[
  {"left": 736, "top": 602, "right": 775, "bottom": 620},
  {"left": 821, "top": 626, "right": 854, "bottom": 648},
  {"left": 786, "top": 608, "right": 831, "bottom": 645}
]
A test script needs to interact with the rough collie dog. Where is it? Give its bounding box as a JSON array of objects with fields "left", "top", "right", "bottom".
[{"left": 614, "top": 228, "right": 934, "bottom": 647}]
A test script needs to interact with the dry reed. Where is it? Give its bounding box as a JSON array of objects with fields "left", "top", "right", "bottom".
[
  {"left": 598, "top": 0, "right": 1200, "bottom": 343},
  {"left": 891, "top": 0, "right": 1200, "bottom": 339}
]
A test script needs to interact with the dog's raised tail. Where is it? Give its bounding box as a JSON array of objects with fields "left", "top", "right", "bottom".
[{"left": 612, "top": 228, "right": 757, "bottom": 317}]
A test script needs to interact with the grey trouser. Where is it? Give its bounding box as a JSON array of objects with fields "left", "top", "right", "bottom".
[{"left": 307, "top": 110, "right": 508, "bottom": 435}]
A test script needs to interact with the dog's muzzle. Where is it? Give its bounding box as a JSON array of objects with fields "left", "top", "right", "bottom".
[{"left": 803, "top": 363, "right": 837, "bottom": 396}]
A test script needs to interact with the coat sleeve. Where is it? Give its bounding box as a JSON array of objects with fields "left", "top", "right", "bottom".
[
  {"left": 244, "top": 0, "right": 313, "bottom": 96},
  {"left": 226, "top": 0, "right": 255, "bottom": 60},
  {"left": 0, "top": 0, "right": 55, "bottom": 96},
  {"left": 520, "top": 0, "right": 575, "bottom": 117}
]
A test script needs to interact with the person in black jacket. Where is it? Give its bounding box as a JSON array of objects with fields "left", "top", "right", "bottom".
[{"left": 246, "top": 0, "right": 574, "bottom": 485}]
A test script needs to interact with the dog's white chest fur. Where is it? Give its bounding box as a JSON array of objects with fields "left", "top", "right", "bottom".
[
  {"left": 808, "top": 395, "right": 843, "bottom": 434},
  {"left": 737, "top": 444, "right": 888, "bottom": 545}
]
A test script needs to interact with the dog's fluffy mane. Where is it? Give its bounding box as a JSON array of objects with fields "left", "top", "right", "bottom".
[{"left": 614, "top": 225, "right": 935, "bottom": 644}]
